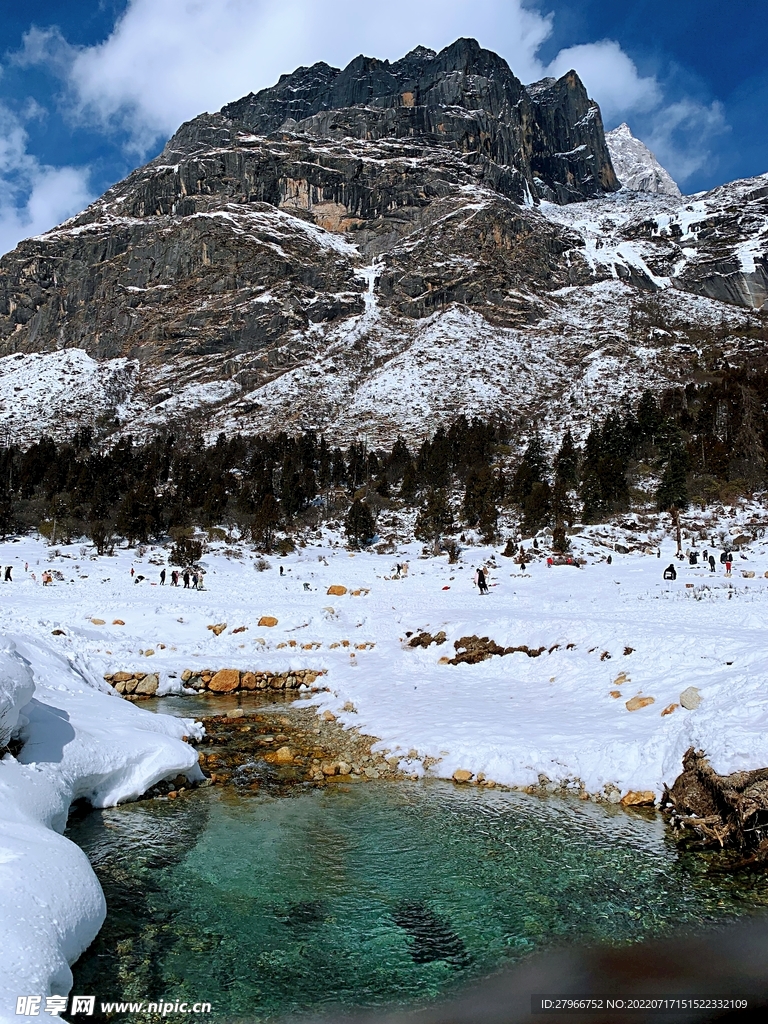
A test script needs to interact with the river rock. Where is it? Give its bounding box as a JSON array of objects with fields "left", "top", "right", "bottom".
[
  {"left": 209, "top": 669, "right": 241, "bottom": 692},
  {"left": 275, "top": 746, "right": 293, "bottom": 763},
  {"left": 226, "top": 708, "right": 245, "bottom": 718},
  {"left": 181, "top": 669, "right": 192, "bottom": 682},
  {"left": 337, "top": 762, "right": 351, "bottom": 776},
  {"left": 364, "top": 767, "right": 380, "bottom": 779},
  {"left": 452, "top": 769, "right": 473, "bottom": 783},
  {"left": 241, "top": 671, "right": 257, "bottom": 689},
  {"left": 327, "top": 585, "right": 348, "bottom": 596},
  {"left": 620, "top": 790, "right": 655, "bottom": 806},
  {"left": 134, "top": 673, "right": 159, "bottom": 696},
  {"left": 258, "top": 616, "right": 278, "bottom": 627},
  {"left": 625, "top": 695, "right": 655, "bottom": 711},
  {"left": 680, "top": 686, "right": 702, "bottom": 710}
]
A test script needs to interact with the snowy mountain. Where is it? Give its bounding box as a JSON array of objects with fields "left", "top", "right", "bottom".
[
  {"left": 606, "top": 123, "right": 681, "bottom": 197},
  {"left": 0, "top": 38, "right": 766, "bottom": 447}
]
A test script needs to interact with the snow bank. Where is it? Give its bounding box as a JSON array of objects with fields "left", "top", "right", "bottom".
[{"left": 0, "top": 636, "right": 204, "bottom": 1021}]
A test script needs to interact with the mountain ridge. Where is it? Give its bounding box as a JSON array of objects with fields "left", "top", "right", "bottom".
[{"left": 0, "top": 38, "right": 765, "bottom": 448}]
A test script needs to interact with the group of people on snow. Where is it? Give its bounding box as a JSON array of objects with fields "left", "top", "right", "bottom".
[
  {"left": 664, "top": 549, "right": 733, "bottom": 580},
  {"left": 129, "top": 565, "right": 204, "bottom": 589}
]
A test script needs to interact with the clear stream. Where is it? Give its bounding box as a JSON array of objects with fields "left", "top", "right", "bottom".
[{"left": 67, "top": 780, "right": 768, "bottom": 1023}]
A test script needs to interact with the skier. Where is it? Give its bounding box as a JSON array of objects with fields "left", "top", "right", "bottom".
[
  {"left": 160, "top": 568, "right": 166, "bottom": 585},
  {"left": 4, "top": 566, "right": 11, "bottom": 582},
  {"left": 663, "top": 563, "right": 677, "bottom": 581}
]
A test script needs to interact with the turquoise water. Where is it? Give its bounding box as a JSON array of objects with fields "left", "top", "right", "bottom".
[{"left": 68, "top": 783, "right": 768, "bottom": 1023}]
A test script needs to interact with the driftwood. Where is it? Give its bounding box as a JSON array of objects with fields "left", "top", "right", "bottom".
[{"left": 663, "top": 746, "right": 768, "bottom": 853}]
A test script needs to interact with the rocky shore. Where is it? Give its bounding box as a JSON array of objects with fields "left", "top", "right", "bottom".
[{"left": 103, "top": 666, "right": 325, "bottom": 698}]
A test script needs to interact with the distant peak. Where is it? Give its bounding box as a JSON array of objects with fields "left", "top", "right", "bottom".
[{"left": 606, "top": 123, "right": 681, "bottom": 197}]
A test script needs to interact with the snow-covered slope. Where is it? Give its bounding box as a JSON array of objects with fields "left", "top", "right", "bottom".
[
  {"left": 0, "top": 635, "right": 203, "bottom": 1019},
  {"left": 606, "top": 123, "right": 681, "bottom": 197}
]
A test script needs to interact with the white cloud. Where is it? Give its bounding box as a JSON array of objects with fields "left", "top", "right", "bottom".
[
  {"left": 0, "top": 104, "right": 92, "bottom": 257},
  {"left": 644, "top": 98, "right": 729, "bottom": 183},
  {"left": 545, "top": 40, "right": 661, "bottom": 122},
  {"left": 7, "top": 0, "right": 731, "bottom": 218},
  {"left": 18, "top": 0, "right": 555, "bottom": 153}
]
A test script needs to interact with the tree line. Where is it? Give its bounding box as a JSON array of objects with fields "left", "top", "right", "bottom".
[{"left": 0, "top": 365, "right": 765, "bottom": 551}]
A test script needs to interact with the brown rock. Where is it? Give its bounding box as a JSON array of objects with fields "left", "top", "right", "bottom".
[
  {"left": 275, "top": 746, "right": 293, "bottom": 763},
  {"left": 452, "top": 769, "right": 474, "bottom": 783},
  {"left": 112, "top": 671, "right": 133, "bottom": 682},
  {"left": 321, "top": 710, "right": 336, "bottom": 722},
  {"left": 91, "top": 618, "right": 106, "bottom": 626},
  {"left": 609, "top": 690, "right": 622, "bottom": 698},
  {"left": 113, "top": 680, "right": 126, "bottom": 694},
  {"left": 51, "top": 629, "right": 66, "bottom": 636},
  {"left": 180, "top": 669, "right": 192, "bottom": 682},
  {"left": 209, "top": 669, "right": 241, "bottom": 692},
  {"left": 135, "top": 673, "right": 159, "bottom": 696},
  {"left": 123, "top": 678, "right": 138, "bottom": 694},
  {"left": 620, "top": 790, "right": 655, "bottom": 806},
  {"left": 258, "top": 615, "right": 278, "bottom": 627},
  {"left": 232, "top": 625, "right": 247, "bottom": 633},
  {"left": 207, "top": 623, "right": 227, "bottom": 636},
  {"left": 626, "top": 695, "right": 655, "bottom": 711},
  {"left": 112, "top": 619, "right": 125, "bottom": 626},
  {"left": 321, "top": 763, "right": 337, "bottom": 776},
  {"left": 241, "top": 671, "right": 257, "bottom": 690},
  {"left": 337, "top": 762, "right": 351, "bottom": 776},
  {"left": 144, "top": 649, "right": 155, "bottom": 657},
  {"left": 661, "top": 703, "right": 679, "bottom": 716},
  {"left": 327, "top": 585, "right": 347, "bottom": 596},
  {"left": 680, "top": 686, "right": 702, "bottom": 710}
]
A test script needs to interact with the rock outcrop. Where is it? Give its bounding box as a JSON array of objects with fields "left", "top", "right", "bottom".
[
  {"left": 606, "top": 123, "right": 681, "bottom": 197},
  {"left": 0, "top": 39, "right": 766, "bottom": 447}
]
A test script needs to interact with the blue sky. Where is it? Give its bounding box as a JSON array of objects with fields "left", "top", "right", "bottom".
[{"left": 0, "top": 0, "right": 765, "bottom": 255}]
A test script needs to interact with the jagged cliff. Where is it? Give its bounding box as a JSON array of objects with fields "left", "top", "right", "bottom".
[{"left": 0, "top": 38, "right": 766, "bottom": 445}]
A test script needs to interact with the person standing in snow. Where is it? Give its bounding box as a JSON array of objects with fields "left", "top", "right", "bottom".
[
  {"left": 171, "top": 569, "right": 178, "bottom": 586},
  {"left": 725, "top": 551, "right": 733, "bottom": 576},
  {"left": 130, "top": 566, "right": 134, "bottom": 578},
  {"left": 191, "top": 571, "right": 198, "bottom": 589},
  {"left": 476, "top": 567, "right": 489, "bottom": 594},
  {"left": 663, "top": 563, "right": 677, "bottom": 580},
  {"left": 709, "top": 555, "right": 716, "bottom": 573},
  {"left": 4, "top": 566, "right": 11, "bottom": 582},
  {"left": 183, "top": 570, "right": 190, "bottom": 588},
  {"left": 160, "top": 568, "right": 166, "bottom": 585}
]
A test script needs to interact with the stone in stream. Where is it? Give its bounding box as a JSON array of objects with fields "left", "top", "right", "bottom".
[
  {"left": 209, "top": 669, "right": 241, "bottom": 692},
  {"left": 621, "top": 790, "right": 655, "bottom": 806},
  {"left": 391, "top": 900, "right": 471, "bottom": 967},
  {"left": 452, "top": 769, "right": 473, "bottom": 783},
  {"left": 135, "top": 673, "right": 159, "bottom": 696}
]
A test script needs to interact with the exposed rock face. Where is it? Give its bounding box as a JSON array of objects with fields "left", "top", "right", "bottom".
[
  {"left": 606, "top": 123, "right": 681, "bottom": 197},
  {"left": 225, "top": 39, "right": 619, "bottom": 204},
  {"left": 0, "top": 38, "right": 765, "bottom": 447}
]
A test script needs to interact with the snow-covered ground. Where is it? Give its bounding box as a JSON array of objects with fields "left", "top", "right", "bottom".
[{"left": 2, "top": 505, "right": 768, "bottom": 1015}]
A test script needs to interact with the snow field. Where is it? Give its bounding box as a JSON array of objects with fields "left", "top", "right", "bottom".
[{"left": 2, "top": 506, "right": 768, "bottom": 1015}]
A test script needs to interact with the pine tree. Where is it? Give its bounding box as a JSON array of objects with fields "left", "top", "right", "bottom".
[
  {"left": 414, "top": 488, "right": 454, "bottom": 542},
  {"left": 554, "top": 429, "right": 578, "bottom": 489},
  {"left": 345, "top": 498, "right": 375, "bottom": 548},
  {"left": 252, "top": 493, "right": 280, "bottom": 551},
  {"left": 656, "top": 445, "right": 689, "bottom": 511}
]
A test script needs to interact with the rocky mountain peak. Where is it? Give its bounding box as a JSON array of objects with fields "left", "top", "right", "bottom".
[{"left": 606, "top": 122, "right": 681, "bottom": 197}]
